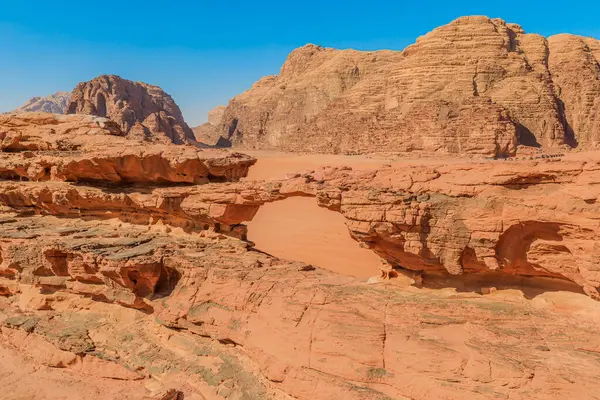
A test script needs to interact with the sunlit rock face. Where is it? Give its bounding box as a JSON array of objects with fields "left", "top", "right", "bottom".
[
  {"left": 219, "top": 16, "right": 600, "bottom": 156},
  {"left": 2, "top": 16, "right": 600, "bottom": 400},
  {"left": 66, "top": 74, "right": 195, "bottom": 144}
]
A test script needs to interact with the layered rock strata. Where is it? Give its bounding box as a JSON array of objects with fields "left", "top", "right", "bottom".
[
  {"left": 0, "top": 113, "right": 255, "bottom": 184},
  {"left": 3, "top": 112, "right": 600, "bottom": 399},
  {"left": 218, "top": 16, "right": 600, "bottom": 156},
  {"left": 1, "top": 127, "right": 599, "bottom": 296},
  {"left": 2, "top": 216, "right": 600, "bottom": 399}
]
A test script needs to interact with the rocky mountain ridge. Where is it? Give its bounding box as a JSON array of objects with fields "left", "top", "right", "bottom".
[
  {"left": 7, "top": 91, "right": 71, "bottom": 114},
  {"left": 215, "top": 16, "right": 600, "bottom": 156}
]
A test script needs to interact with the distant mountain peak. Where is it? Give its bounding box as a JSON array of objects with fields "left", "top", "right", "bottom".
[{"left": 9, "top": 92, "right": 71, "bottom": 114}]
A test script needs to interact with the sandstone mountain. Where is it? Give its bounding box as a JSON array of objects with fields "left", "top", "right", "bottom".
[
  {"left": 8, "top": 91, "right": 70, "bottom": 114},
  {"left": 217, "top": 16, "right": 600, "bottom": 156},
  {"left": 192, "top": 105, "right": 229, "bottom": 146},
  {"left": 66, "top": 75, "right": 195, "bottom": 144}
]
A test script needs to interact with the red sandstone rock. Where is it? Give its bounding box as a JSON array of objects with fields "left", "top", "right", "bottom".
[
  {"left": 1, "top": 149, "right": 599, "bottom": 296},
  {"left": 2, "top": 58, "right": 600, "bottom": 400},
  {"left": 66, "top": 75, "right": 195, "bottom": 144},
  {"left": 218, "top": 16, "right": 600, "bottom": 155},
  {"left": 0, "top": 113, "right": 255, "bottom": 184},
  {"left": 2, "top": 215, "right": 600, "bottom": 399},
  {"left": 2, "top": 154, "right": 600, "bottom": 398}
]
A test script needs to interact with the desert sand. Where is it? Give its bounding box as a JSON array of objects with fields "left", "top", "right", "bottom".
[
  {"left": 243, "top": 151, "right": 392, "bottom": 180},
  {"left": 245, "top": 151, "right": 396, "bottom": 279},
  {"left": 247, "top": 196, "right": 383, "bottom": 278}
]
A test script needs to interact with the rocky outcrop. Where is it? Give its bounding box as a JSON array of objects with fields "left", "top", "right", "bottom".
[
  {"left": 192, "top": 105, "right": 229, "bottom": 146},
  {"left": 66, "top": 75, "right": 195, "bottom": 144},
  {"left": 548, "top": 34, "right": 600, "bottom": 147},
  {"left": 207, "top": 105, "right": 226, "bottom": 126},
  {"left": 1, "top": 117, "right": 599, "bottom": 297},
  {"left": 0, "top": 113, "right": 254, "bottom": 184},
  {"left": 218, "top": 16, "right": 600, "bottom": 156},
  {"left": 7, "top": 92, "right": 71, "bottom": 114},
  {"left": 2, "top": 215, "right": 600, "bottom": 399},
  {"left": 221, "top": 157, "right": 599, "bottom": 298},
  {"left": 3, "top": 111, "right": 600, "bottom": 399}
]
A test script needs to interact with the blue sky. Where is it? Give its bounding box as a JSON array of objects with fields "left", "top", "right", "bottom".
[{"left": 1, "top": 0, "right": 598, "bottom": 126}]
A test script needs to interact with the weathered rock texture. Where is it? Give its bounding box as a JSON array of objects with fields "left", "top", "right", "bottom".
[
  {"left": 1, "top": 114, "right": 599, "bottom": 295},
  {"left": 218, "top": 16, "right": 600, "bottom": 155},
  {"left": 0, "top": 113, "right": 255, "bottom": 185},
  {"left": 7, "top": 92, "right": 71, "bottom": 114},
  {"left": 3, "top": 215, "right": 600, "bottom": 399},
  {"left": 208, "top": 105, "right": 226, "bottom": 127},
  {"left": 66, "top": 75, "right": 195, "bottom": 144},
  {"left": 3, "top": 112, "right": 600, "bottom": 399},
  {"left": 1, "top": 116, "right": 599, "bottom": 295},
  {"left": 193, "top": 105, "right": 229, "bottom": 146}
]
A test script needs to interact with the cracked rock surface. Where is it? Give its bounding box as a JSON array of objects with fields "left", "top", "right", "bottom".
[{"left": 2, "top": 110, "right": 600, "bottom": 399}]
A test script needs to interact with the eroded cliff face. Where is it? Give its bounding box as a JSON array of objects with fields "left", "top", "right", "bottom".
[
  {"left": 548, "top": 34, "right": 600, "bottom": 147},
  {"left": 0, "top": 113, "right": 254, "bottom": 185},
  {"left": 3, "top": 113, "right": 600, "bottom": 399},
  {"left": 219, "top": 16, "right": 600, "bottom": 156},
  {"left": 66, "top": 75, "right": 195, "bottom": 144},
  {"left": 1, "top": 116, "right": 599, "bottom": 295}
]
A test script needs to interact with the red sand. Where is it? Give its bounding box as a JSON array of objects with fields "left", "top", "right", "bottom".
[
  {"left": 246, "top": 197, "right": 382, "bottom": 279},
  {"left": 243, "top": 151, "right": 392, "bottom": 180}
]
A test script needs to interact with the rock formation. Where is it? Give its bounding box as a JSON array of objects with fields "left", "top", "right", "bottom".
[
  {"left": 192, "top": 105, "right": 229, "bottom": 146},
  {"left": 1, "top": 184, "right": 600, "bottom": 399},
  {"left": 1, "top": 114, "right": 599, "bottom": 295},
  {"left": 6, "top": 148, "right": 598, "bottom": 295},
  {"left": 66, "top": 75, "right": 195, "bottom": 144},
  {"left": 0, "top": 113, "right": 254, "bottom": 185},
  {"left": 207, "top": 105, "right": 227, "bottom": 126},
  {"left": 3, "top": 214, "right": 600, "bottom": 399},
  {"left": 8, "top": 92, "right": 70, "bottom": 114},
  {"left": 2, "top": 112, "right": 600, "bottom": 398},
  {"left": 217, "top": 16, "right": 600, "bottom": 156}
]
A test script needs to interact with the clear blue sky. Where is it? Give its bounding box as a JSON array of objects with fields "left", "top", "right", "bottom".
[{"left": 1, "top": 0, "right": 598, "bottom": 126}]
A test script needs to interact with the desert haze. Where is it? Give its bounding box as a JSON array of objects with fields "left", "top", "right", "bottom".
[{"left": 2, "top": 14, "right": 600, "bottom": 400}]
